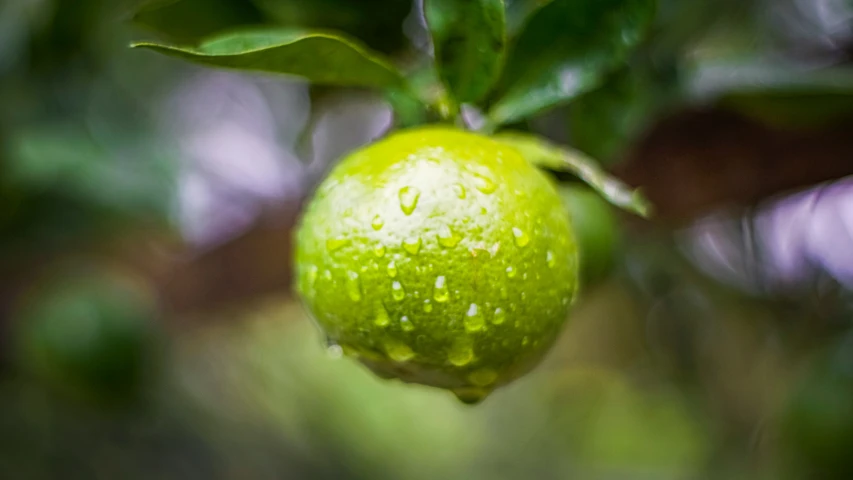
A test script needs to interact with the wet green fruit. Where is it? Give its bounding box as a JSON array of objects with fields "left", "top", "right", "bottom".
[
  {"left": 294, "top": 126, "right": 578, "bottom": 403},
  {"left": 13, "top": 267, "right": 159, "bottom": 406}
]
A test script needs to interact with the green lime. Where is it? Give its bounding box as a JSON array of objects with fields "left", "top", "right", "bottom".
[
  {"left": 13, "top": 266, "right": 159, "bottom": 406},
  {"left": 294, "top": 126, "right": 578, "bottom": 403}
]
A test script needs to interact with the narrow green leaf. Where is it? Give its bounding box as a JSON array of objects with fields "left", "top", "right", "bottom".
[
  {"left": 494, "top": 132, "right": 652, "bottom": 218},
  {"left": 133, "top": 0, "right": 266, "bottom": 41},
  {"left": 131, "top": 29, "right": 404, "bottom": 88},
  {"left": 488, "top": 0, "right": 656, "bottom": 126},
  {"left": 424, "top": 0, "right": 507, "bottom": 104}
]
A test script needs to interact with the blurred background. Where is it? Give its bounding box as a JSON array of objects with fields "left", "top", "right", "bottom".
[{"left": 2, "top": 0, "right": 853, "bottom": 478}]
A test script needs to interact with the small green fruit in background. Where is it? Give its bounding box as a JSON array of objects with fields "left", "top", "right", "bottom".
[
  {"left": 295, "top": 126, "right": 579, "bottom": 403},
  {"left": 559, "top": 184, "right": 620, "bottom": 287},
  {"left": 12, "top": 265, "right": 160, "bottom": 406}
]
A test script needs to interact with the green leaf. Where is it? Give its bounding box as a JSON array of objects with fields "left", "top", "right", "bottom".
[
  {"left": 488, "top": 0, "right": 657, "bottom": 126},
  {"left": 569, "top": 58, "right": 681, "bottom": 165},
  {"left": 131, "top": 29, "right": 404, "bottom": 88},
  {"left": 494, "top": 132, "right": 652, "bottom": 218},
  {"left": 132, "top": 0, "right": 267, "bottom": 41},
  {"left": 424, "top": 0, "right": 507, "bottom": 104}
]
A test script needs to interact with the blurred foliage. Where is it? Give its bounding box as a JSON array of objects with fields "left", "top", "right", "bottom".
[
  {"left": 133, "top": 0, "right": 267, "bottom": 42},
  {"left": 2, "top": 0, "right": 853, "bottom": 479},
  {"left": 12, "top": 264, "right": 161, "bottom": 406},
  {"left": 779, "top": 334, "right": 853, "bottom": 479}
]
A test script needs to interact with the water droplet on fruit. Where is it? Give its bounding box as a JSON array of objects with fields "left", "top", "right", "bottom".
[
  {"left": 400, "top": 315, "right": 414, "bottom": 332},
  {"left": 423, "top": 299, "right": 433, "bottom": 312},
  {"left": 323, "top": 270, "right": 333, "bottom": 282},
  {"left": 452, "top": 183, "right": 466, "bottom": 199},
  {"left": 302, "top": 265, "right": 318, "bottom": 297},
  {"left": 522, "top": 336, "right": 529, "bottom": 346},
  {"left": 434, "top": 276, "right": 449, "bottom": 303},
  {"left": 452, "top": 387, "right": 489, "bottom": 405},
  {"left": 373, "top": 244, "right": 386, "bottom": 258},
  {"left": 399, "top": 186, "right": 421, "bottom": 215},
  {"left": 500, "top": 286, "right": 508, "bottom": 299},
  {"left": 562, "top": 296, "right": 570, "bottom": 306},
  {"left": 448, "top": 339, "right": 474, "bottom": 366},
  {"left": 438, "top": 225, "right": 461, "bottom": 248},
  {"left": 546, "top": 250, "right": 556, "bottom": 268},
  {"left": 371, "top": 215, "right": 384, "bottom": 230},
  {"left": 512, "top": 227, "right": 530, "bottom": 247},
  {"left": 387, "top": 260, "right": 398, "bottom": 278},
  {"left": 346, "top": 271, "right": 362, "bottom": 301},
  {"left": 472, "top": 173, "right": 497, "bottom": 194},
  {"left": 493, "top": 307, "right": 506, "bottom": 325},
  {"left": 505, "top": 266, "right": 517, "bottom": 278},
  {"left": 375, "top": 303, "right": 390, "bottom": 327},
  {"left": 326, "top": 237, "right": 349, "bottom": 251},
  {"left": 465, "top": 303, "right": 485, "bottom": 332},
  {"left": 402, "top": 236, "right": 422, "bottom": 254},
  {"left": 391, "top": 281, "right": 405, "bottom": 301},
  {"left": 305, "top": 264, "right": 318, "bottom": 285},
  {"left": 327, "top": 344, "right": 343, "bottom": 359},
  {"left": 469, "top": 369, "right": 497, "bottom": 387},
  {"left": 385, "top": 341, "right": 414, "bottom": 362}
]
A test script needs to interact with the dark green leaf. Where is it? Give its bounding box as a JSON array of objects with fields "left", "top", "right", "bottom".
[
  {"left": 424, "top": 0, "right": 507, "bottom": 104},
  {"left": 132, "top": 0, "right": 267, "bottom": 41},
  {"left": 131, "top": 29, "right": 404, "bottom": 88},
  {"left": 494, "top": 131, "right": 652, "bottom": 217},
  {"left": 488, "top": 0, "right": 657, "bottom": 126},
  {"left": 569, "top": 58, "right": 680, "bottom": 165}
]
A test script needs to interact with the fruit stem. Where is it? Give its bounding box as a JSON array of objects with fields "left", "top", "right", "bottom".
[{"left": 494, "top": 132, "right": 653, "bottom": 218}]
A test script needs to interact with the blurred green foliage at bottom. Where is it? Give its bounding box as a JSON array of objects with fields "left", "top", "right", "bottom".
[
  {"left": 1, "top": 298, "right": 712, "bottom": 480},
  {"left": 11, "top": 266, "right": 162, "bottom": 406}
]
